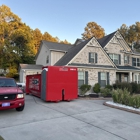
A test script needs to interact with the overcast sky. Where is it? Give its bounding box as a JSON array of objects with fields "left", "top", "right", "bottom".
[{"left": 0, "top": 0, "right": 140, "bottom": 43}]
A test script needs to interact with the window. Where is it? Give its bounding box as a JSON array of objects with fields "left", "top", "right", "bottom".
[
  {"left": 132, "top": 58, "right": 140, "bottom": 67},
  {"left": 124, "top": 56, "right": 129, "bottom": 64},
  {"left": 98, "top": 72, "right": 109, "bottom": 87},
  {"left": 134, "top": 74, "right": 140, "bottom": 83},
  {"left": 78, "top": 72, "right": 84, "bottom": 87},
  {"left": 109, "top": 54, "right": 120, "bottom": 65},
  {"left": 0, "top": 79, "right": 16, "bottom": 87},
  {"left": 89, "top": 53, "right": 97, "bottom": 63},
  {"left": 46, "top": 55, "right": 49, "bottom": 63},
  {"left": 101, "top": 73, "right": 107, "bottom": 87},
  {"left": 78, "top": 71, "right": 88, "bottom": 87}
]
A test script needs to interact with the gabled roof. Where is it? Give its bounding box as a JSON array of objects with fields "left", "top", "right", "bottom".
[
  {"left": 19, "top": 64, "right": 43, "bottom": 70},
  {"left": 74, "top": 38, "right": 85, "bottom": 45},
  {"left": 42, "top": 40, "right": 73, "bottom": 52},
  {"left": 54, "top": 38, "right": 92, "bottom": 66},
  {"left": 98, "top": 31, "right": 117, "bottom": 48},
  {"left": 35, "top": 40, "right": 73, "bottom": 60}
]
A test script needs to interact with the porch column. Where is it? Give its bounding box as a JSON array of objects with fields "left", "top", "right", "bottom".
[{"left": 129, "top": 72, "right": 132, "bottom": 83}]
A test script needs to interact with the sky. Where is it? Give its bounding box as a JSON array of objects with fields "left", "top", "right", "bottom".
[{"left": 0, "top": 0, "right": 140, "bottom": 44}]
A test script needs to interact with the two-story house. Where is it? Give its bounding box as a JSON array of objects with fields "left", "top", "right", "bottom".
[{"left": 35, "top": 31, "right": 140, "bottom": 91}]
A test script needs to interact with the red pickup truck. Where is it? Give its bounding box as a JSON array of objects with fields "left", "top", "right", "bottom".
[{"left": 0, "top": 77, "right": 25, "bottom": 111}]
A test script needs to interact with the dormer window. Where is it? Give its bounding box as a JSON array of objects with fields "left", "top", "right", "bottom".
[{"left": 89, "top": 52, "right": 97, "bottom": 63}]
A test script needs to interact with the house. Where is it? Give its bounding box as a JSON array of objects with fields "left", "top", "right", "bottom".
[
  {"left": 35, "top": 41, "right": 73, "bottom": 66},
  {"left": 19, "top": 64, "right": 43, "bottom": 83},
  {"left": 35, "top": 31, "right": 140, "bottom": 92}
]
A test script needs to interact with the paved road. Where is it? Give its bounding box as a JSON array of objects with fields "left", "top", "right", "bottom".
[{"left": 0, "top": 95, "right": 140, "bottom": 140}]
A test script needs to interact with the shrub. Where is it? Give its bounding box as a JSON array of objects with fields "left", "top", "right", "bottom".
[
  {"left": 93, "top": 83, "right": 100, "bottom": 93},
  {"left": 137, "top": 84, "right": 140, "bottom": 94},
  {"left": 80, "top": 84, "right": 91, "bottom": 95},
  {"left": 113, "top": 82, "right": 132, "bottom": 94},
  {"left": 105, "top": 85, "right": 113, "bottom": 90},
  {"left": 112, "top": 88, "right": 140, "bottom": 108},
  {"left": 100, "top": 88, "right": 112, "bottom": 97},
  {"left": 130, "top": 82, "right": 138, "bottom": 94}
]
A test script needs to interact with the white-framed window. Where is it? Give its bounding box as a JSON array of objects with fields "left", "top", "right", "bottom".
[
  {"left": 78, "top": 71, "right": 84, "bottom": 87},
  {"left": 78, "top": 71, "right": 88, "bottom": 87},
  {"left": 101, "top": 72, "right": 107, "bottom": 87},
  {"left": 90, "top": 53, "right": 95, "bottom": 63},
  {"left": 133, "top": 58, "right": 140, "bottom": 67},
  {"left": 124, "top": 56, "right": 128, "bottom": 64},
  {"left": 134, "top": 73, "right": 140, "bottom": 83},
  {"left": 98, "top": 72, "right": 109, "bottom": 87},
  {"left": 46, "top": 55, "right": 49, "bottom": 63},
  {"left": 109, "top": 54, "right": 120, "bottom": 64},
  {"left": 89, "top": 52, "right": 97, "bottom": 63}
]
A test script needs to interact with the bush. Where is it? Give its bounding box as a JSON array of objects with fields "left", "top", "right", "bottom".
[
  {"left": 105, "top": 85, "right": 113, "bottom": 90},
  {"left": 130, "top": 82, "right": 138, "bottom": 94},
  {"left": 80, "top": 84, "right": 91, "bottom": 95},
  {"left": 137, "top": 84, "right": 140, "bottom": 94},
  {"left": 113, "top": 82, "right": 132, "bottom": 94},
  {"left": 93, "top": 83, "right": 100, "bottom": 93},
  {"left": 100, "top": 88, "right": 112, "bottom": 97},
  {"left": 112, "top": 88, "right": 140, "bottom": 108}
]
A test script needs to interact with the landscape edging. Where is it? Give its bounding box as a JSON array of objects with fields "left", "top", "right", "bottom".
[{"left": 103, "top": 101, "right": 140, "bottom": 115}]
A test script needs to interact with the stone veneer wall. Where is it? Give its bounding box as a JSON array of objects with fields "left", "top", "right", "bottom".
[
  {"left": 106, "top": 43, "right": 125, "bottom": 66},
  {"left": 73, "top": 46, "right": 111, "bottom": 66},
  {"left": 78, "top": 68, "right": 116, "bottom": 94}
]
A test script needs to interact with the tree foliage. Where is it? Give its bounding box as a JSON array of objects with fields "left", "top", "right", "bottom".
[
  {"left": 119, "top": 22, "right": 140, "bottom": 50},
  {"left": 82, "top": 22, "right": 105, "bottom": 40},
  {"left": 33, "top": 28, "right": 42, "bottom": 53},
  {"left": 0, "top": 5, "right": 35, "bottom": 73},
  {"left": 0, "top": 5, "right": 71, "bottom": 78}
]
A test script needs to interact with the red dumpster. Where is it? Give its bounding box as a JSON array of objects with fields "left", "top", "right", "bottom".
[{"left": 26, "top": 66, "right": 78, "bottom": 102}]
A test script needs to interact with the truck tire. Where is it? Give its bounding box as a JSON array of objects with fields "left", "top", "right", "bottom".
[{"left": 16, "top": 105, "right": 25, "bottom": 111}]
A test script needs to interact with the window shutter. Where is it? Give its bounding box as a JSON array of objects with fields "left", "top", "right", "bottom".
[
  {"left": 128, "top": 56, "right": 129, "bottom": 64},
  {"left": 107, "top": 72, "right": 110, "bottom": 85},
  {"left": 119, "top": 55, "right": 121, "bottom": 64},
  {"left": 95, "top": 53, "right": 98, "bottom": 63},
  {"left": 85, "top": 71, "right": 88, "bottom": 85},
  {"left": 89, "top": 53, "right": 91, "bottom": 63},
  {"left": 98, "top": 72, "right": 101, "bottom": 85}
]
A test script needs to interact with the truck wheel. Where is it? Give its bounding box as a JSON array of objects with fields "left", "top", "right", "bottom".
[{"left": 16, "top": 105, "right": 25, "bottom": 111}]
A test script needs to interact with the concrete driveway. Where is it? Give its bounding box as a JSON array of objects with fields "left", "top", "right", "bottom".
[{"left": 0, "top": 95, "right": 140, "bottom": 140}]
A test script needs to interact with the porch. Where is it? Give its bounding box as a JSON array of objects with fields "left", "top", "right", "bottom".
[{"left": 116, "top": 66, "right": 140, "bottom": 84}]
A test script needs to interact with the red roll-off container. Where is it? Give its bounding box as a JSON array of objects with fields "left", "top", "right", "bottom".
[{"left": 26, "top": 66, "right": 78, "bottom": 102}]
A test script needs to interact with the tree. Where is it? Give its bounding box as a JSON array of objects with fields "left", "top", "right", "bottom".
[
  {"left": 81, "top": 22, "right": 105, "bottom": 40},
  {"left": 0, "top": 5, "right": 35, "bottom": 73},
  {"left": 33, "top": 28, "right": 42, "bottom": 53},
  {"left": 42, "top": 32, "right": 58, "bottom": 42},
  {"left": 119, "top": 22, "right": 140, "bottom": 50},
  {"left": 118, "top": 24, "right": 129, "bottom": 41},
  {"left": 60, "top": 39, "right": 71, "bottom": 44}
]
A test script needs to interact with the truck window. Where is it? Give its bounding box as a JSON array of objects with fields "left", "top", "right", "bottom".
[{"left": 0, "top": 79, "right": 17, "bottom": 87}]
